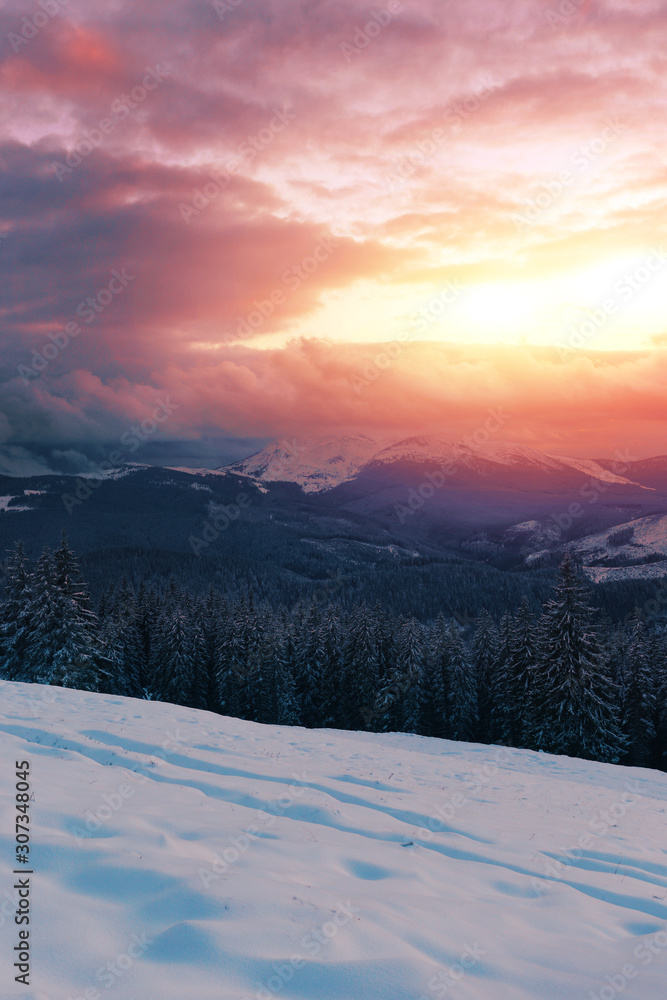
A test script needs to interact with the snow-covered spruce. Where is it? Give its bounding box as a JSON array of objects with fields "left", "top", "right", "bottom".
[{"left": 0, "top": 539, "right": 666, "bottom": 770}]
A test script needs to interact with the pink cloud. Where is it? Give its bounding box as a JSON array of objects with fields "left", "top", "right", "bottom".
[
  {"left": 2, "top": 0, "right": 667, "bottom": 462},
  {"left": 4, "top": 341, "right": 666, "bottom": 460}
]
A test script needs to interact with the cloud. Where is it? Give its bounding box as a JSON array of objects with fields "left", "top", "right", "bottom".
[
  {"left": 0, "top": 341, "right": 666, "bottom": 462},
  {"left": 0, "top": 445, "right": 80, "bottom": 477},
  {"left": 2, "top": 0, "right": 667, "bottom": 462}
]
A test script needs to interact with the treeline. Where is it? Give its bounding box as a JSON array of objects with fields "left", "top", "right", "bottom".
[{"left": 0, "top": 533, "right": 665, "bottom": 770}]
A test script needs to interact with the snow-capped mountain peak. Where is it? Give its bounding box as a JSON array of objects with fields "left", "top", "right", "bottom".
[
  {"left": 223, "top": 436, "right": 645, "bottom": 493},
  {"left": 224, "top": 435, "right": 383, "bottom": 492}
]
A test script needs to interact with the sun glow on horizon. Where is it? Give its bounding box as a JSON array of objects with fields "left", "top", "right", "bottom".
[
  {"left": 4, "top": 0, "right": 667, "bottom": 463},
  {"left": 233, "top": 247, "right": 667, "bottom": 354}
]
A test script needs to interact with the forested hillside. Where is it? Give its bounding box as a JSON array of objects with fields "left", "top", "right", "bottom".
[{"left": 1, "top": 533, "right": 664, "bottom": 770}]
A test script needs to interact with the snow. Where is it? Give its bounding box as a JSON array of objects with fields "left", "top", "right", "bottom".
[
  {"left": 166, "top": 467, "right": 229, "bottom": 478},
  {"left": 473, "top": 445, "right": 641, "bottom": 487},
  {"left": 478, "top": 445, "right": 643, "bottom": 485},
  {"left": 1, "top": 682, "right": 666, "bottom": 1000},
  {"left": 226, "top": 436, "right": 383, "bottom": 493},
  {"left": 551, "top": 456, "right": 648, "bottom": 488},
  {"left": 224, "top": 437, "right": 646, "bottom": 494},
  {"left": 78, "top": 464, "right": 150, "bottom": 481},
  {"left": 372, "top": 437, "right": 462, "bottom": 467},
  {"left": 368, "top": 438, "right": 569, "bottom": 474},
  {"left": 583, "top": 563, "right": 667, "bottom": 584},
  {"left": 504, "top": 520, "right": 561, "bottom": 549},
  {"left": 569, "top": 513, "right": 667, "bottom": 581},
  {"left": 474, "top": 442, "right": 567, "bottom": 471},
  {"left": 524, "top": 549, "right": 552, "bottom": 567},
  {"left": 0, "top": 496, "right": 31, "bottom": 513}
]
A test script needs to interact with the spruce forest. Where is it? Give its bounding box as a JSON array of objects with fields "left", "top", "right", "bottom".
[{"left": 1, "top": 531, "right": 664, "bottom": 771}]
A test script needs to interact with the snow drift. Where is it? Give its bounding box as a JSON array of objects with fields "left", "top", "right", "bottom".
[{"left": 0, "top": 681, "right": 666, "bottom": 1000}]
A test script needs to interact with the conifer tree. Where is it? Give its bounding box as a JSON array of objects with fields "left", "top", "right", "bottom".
[
  {"left": 471, "top": 611, "right": 498, "bottom": 742},
  {"left": 103, "top": 578, "right": 144, "bottom": 697},
  {"left": 489, "top": 613, "right": 513, "bottom": 744},
  {"left": 316, "top": 606, "right": 342, "bottom": 728},
  {"left": 420, "top": 615, "right": 448, "bottom": 738},
  {"left": 152, "top": 610, "right": 195, "bottom": 706},
  {"left": 532, "top": 556, "right": 623, "bottom": 762},
  {"left": 341, "top": 606, "right": 380, "bottom": 730},
  {"left": 189, "top": 608, "right": 209, "bottom": 710},
  {"left": 136, "top": 582, "right": 159, "bottom": 692},
  {"left": 275, "top": 629, "right": 301, "bottom": 727},
  {"left": 506, "top": 597, "right": 536, "bottom": 747},
  {"left": 97, "top": 616, "right": 127, "bottom": 695},
  {"left": 654, "top": 632, "right": 667, "bottom": 771},
  {"left": 296, "top": 603, "right": 327, "bottom": 728},
  {"left": 230, "top": 594, "right": 264, "bottom": 720},
  {"left": 396, "top": 618, "right": 425, "bottom": 733},
  {"left": 623, "top": 612, "right": 656, "bottom": 766},
  {"left": 0, "top": 542, "right": 34, "bottom": 681},
  {"left": 26, "top": 541, "right": 108, "bottom": 690},
  {"left": 196, "top": 591, "right": 223, "bottom": 713},
  {"left": 446, "top": 621, "right": 478, "bottom": 742},
  {"left": 216, "top": 599, "right": 237, "bottom": 717}
]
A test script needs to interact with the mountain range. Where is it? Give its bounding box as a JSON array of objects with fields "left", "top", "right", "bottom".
[
  {"left": 226, "top": 435, "right": 646, "bottom": 494},
  {"left": 225, "top": 436, "right": 667, "bottom": 575},
  {"left": 1, "top": 436, "right": 667, "bottom": 602}
]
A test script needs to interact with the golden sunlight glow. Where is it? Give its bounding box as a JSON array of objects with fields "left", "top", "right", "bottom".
[{"left": 457, "top": 282, "right": 541, "bottom": 337}]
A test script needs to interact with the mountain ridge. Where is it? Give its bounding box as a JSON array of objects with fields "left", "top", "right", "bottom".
[{"left": 223, "top": 435, "right": 655, "bottom": 494}]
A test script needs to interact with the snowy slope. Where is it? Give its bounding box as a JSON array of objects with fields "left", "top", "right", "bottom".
[
  {"left": 370, "top": 436, "right": 462, "bottom": 467},
  {"left": 551, "top": 455, "right": 649, "bottom": 487},
  {"left": 224, "top": 436, "right": 644, "bottom": 494},
  {"left": 582, "top": 563, "right": 667, "bottom": 584},
  {"left": 78, "top": 463, "right": 151, "bottom": 480},
  {"left": 165, "top": 467, "right": 230, "bottom": 478},
  {"left": 1, "top": 683, "right": 667, "bottom": 1000},
  {"left": 0, "top": 496, "right": 31, "bottom": 513},
  {"left": 570, "top": 513, "right": 667, "bottom": 581},
  {"left": 225, "top": 436, "right": 382, "bottom": 493}
]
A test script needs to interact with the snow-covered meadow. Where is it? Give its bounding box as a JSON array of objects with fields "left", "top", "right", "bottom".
[{"left": 1, "top": 681, "right": 666, "bottom": 1000}]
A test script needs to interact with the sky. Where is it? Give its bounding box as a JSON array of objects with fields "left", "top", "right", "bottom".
[{"left": 1, "top": 0, "right": 667, "bottom": 472}]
